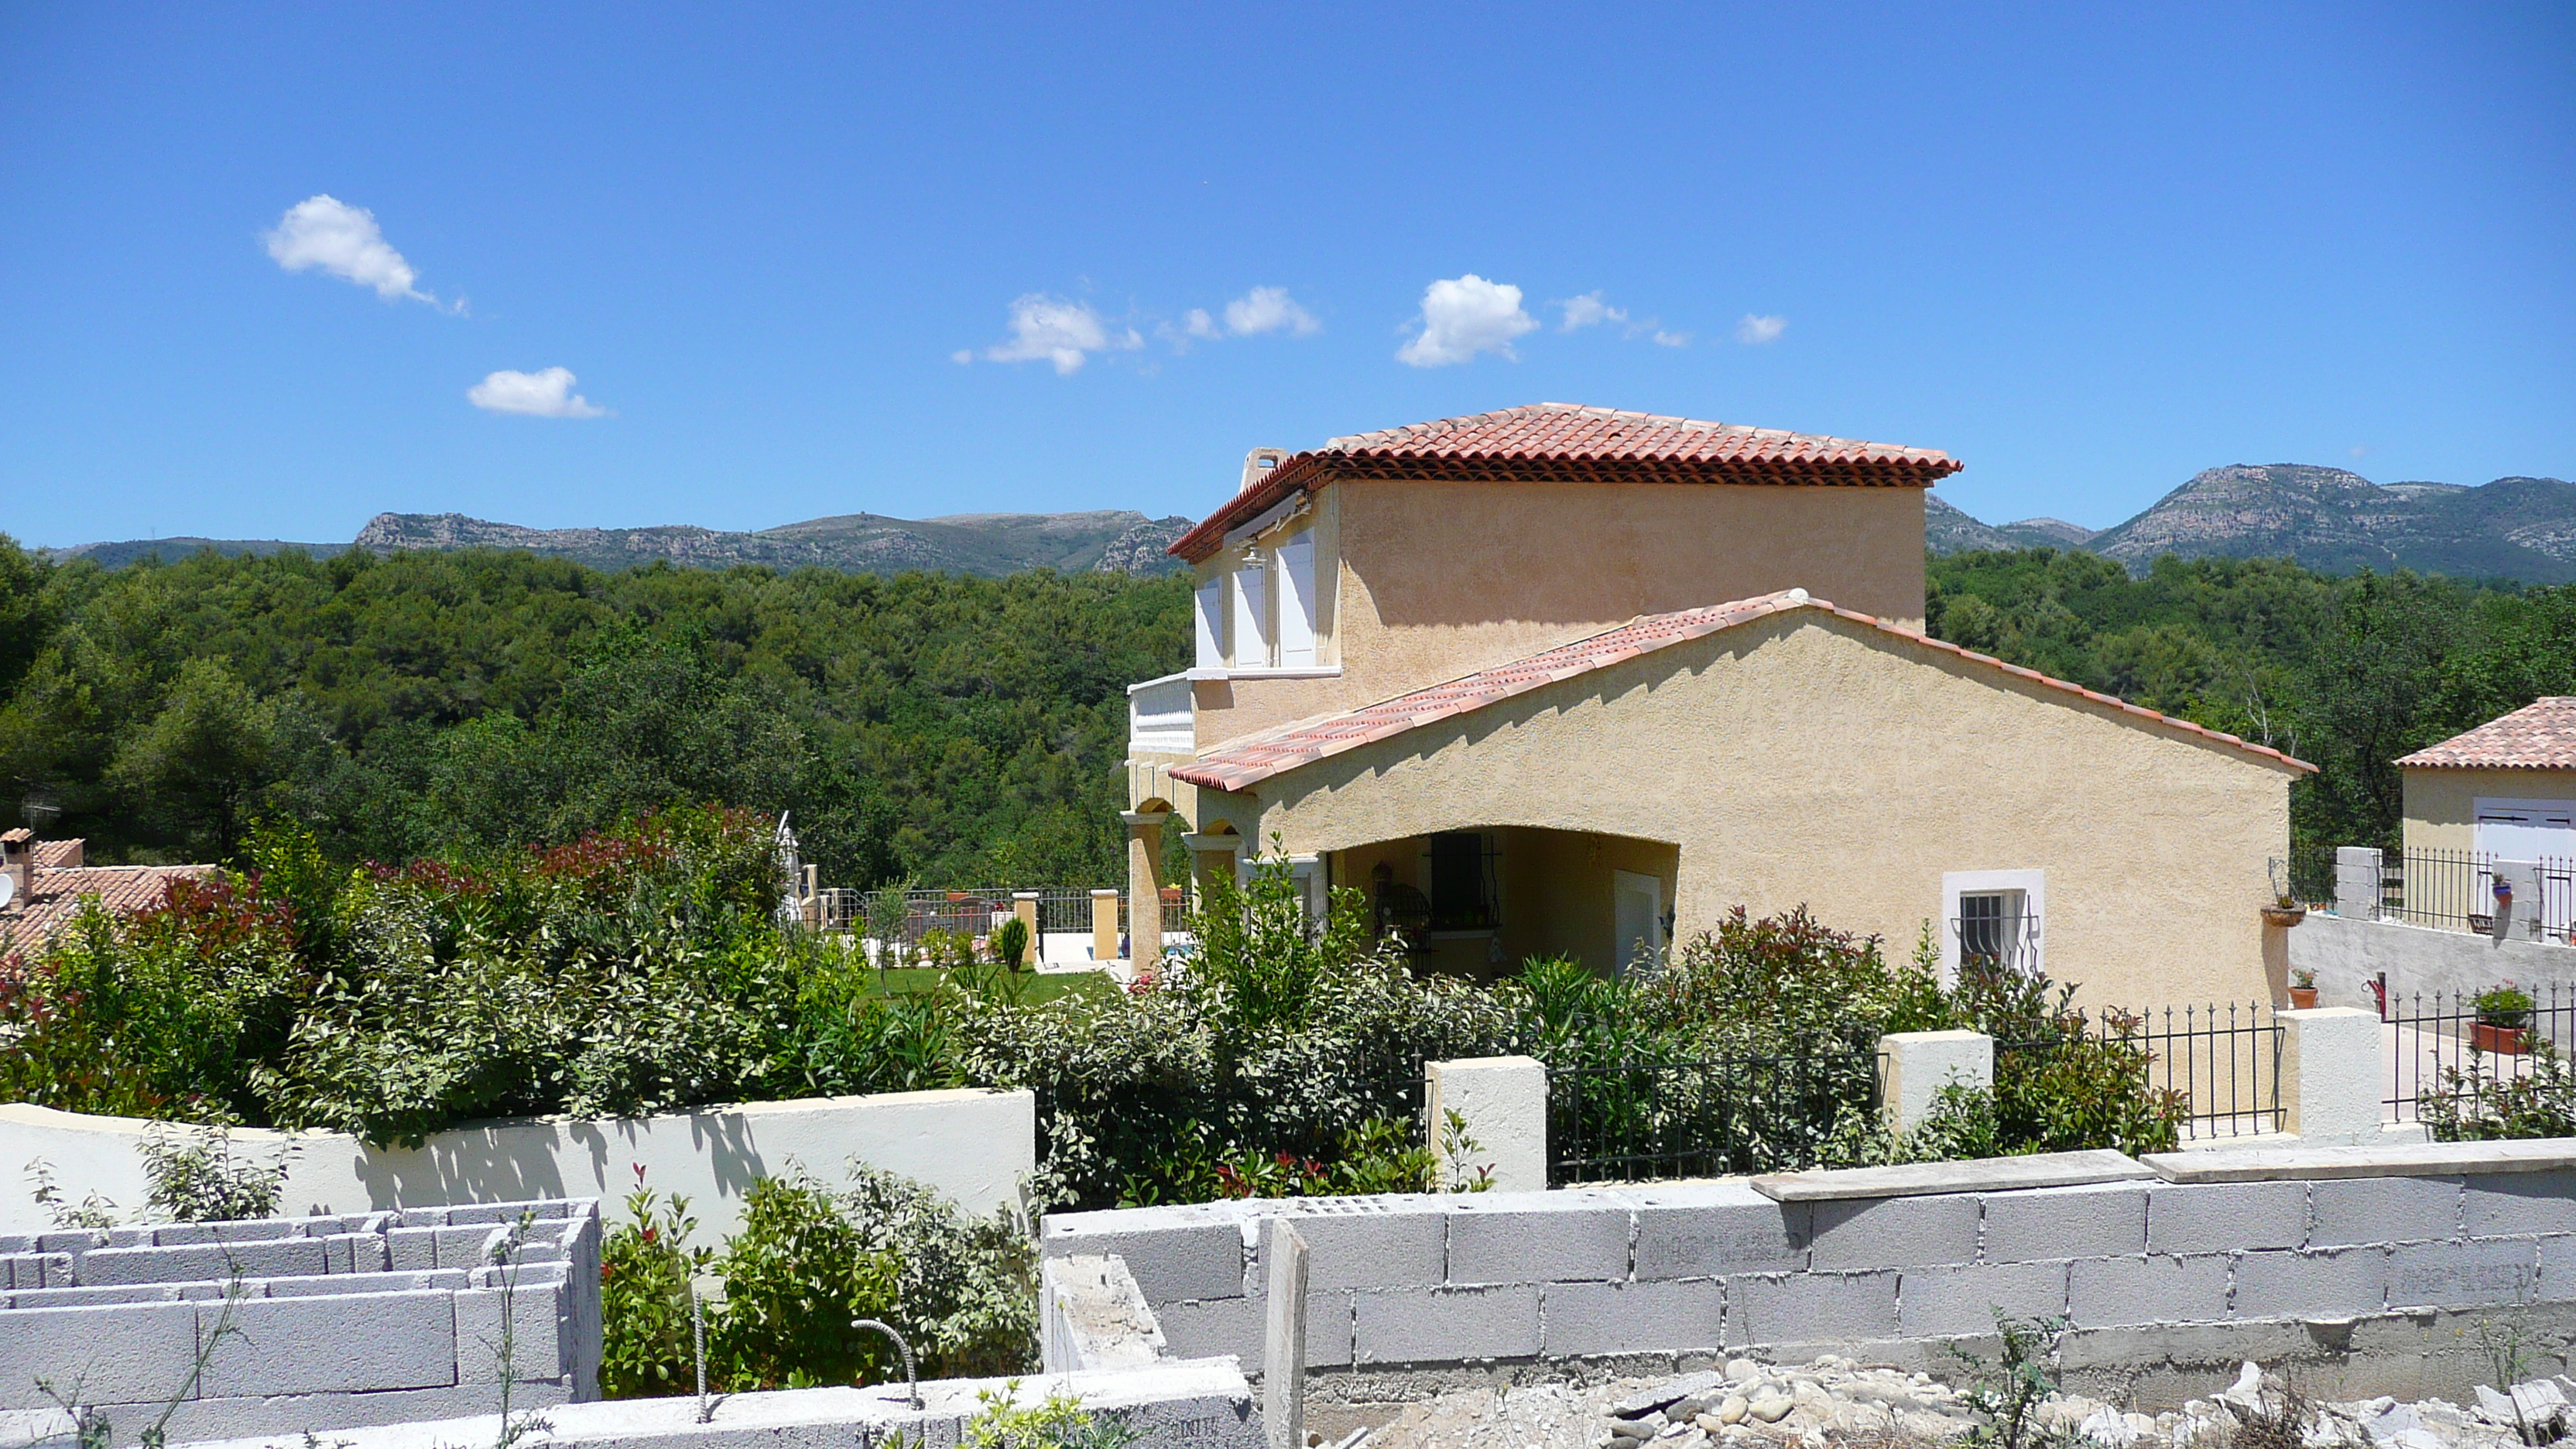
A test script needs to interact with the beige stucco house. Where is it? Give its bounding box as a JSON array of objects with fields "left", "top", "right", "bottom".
[
  {"left": 1121, "top": 403, "right": 2312, "bottom": 1009},
  {"left": 2397, "top": 698, "right": 2576, "bottom": 860}
]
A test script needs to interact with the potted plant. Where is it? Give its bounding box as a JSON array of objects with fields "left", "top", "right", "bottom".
[
  {"left": 2472, "top": 983, "right": 2534, "bottom": 1055},
  {"left": 2261, "top": 891, "right": 2307, "bottom": 929},
  {"left": 2289, "top": 968, "right": 2318, "bottom": 1010}
]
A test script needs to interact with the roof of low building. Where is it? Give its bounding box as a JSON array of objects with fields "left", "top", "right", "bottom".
[
  {"left": 1168, "top": 590, "right": 2316, "bottom": 793},
  {"left": 0, "top": 862, "right": 214, "bottom": 953},
  {"left": 2397, "top": 697, "right": 2576, "bottom": 770},
  {"left": 1169, "top": 402, "right": 1963, "bottom": 563}
]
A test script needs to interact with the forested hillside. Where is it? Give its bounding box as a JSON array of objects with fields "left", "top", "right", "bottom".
[
  {"left": 1, "top": 536, "right": 2570, "bottom": 886},
  {"left": 1927, "top": 549, "right": 2576, "bottom": 851},
  {"left": 0, "top": 540, "right": 1190, "bottom": 884}
]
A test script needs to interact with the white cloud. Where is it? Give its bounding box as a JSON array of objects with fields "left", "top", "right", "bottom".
[
  {"left": 264, "top": 195, "right": 446, "bottom": 307},
  {"left": 1735, "top": 313, "right": 1787, "bottom": 345},
  {"left": 1652, "top": 329, "right": 1690, "bottom": 348},
  {"left": 1181, "top": 308, "right": 1222, "bottom": 341},
  {"left": 1558, "top": 291, "right": 1628, "bottom": 331},
  {"left": 1397, "top": 274, "right": 1536, "bottom": 367},
  {"left": 978, "top": 294, "right": 1140, "bottom": 374},
  {"left": 1222, "top": 286, "right": 1320, "bottom": 337},
  {"left": 468, "top": 367, "right": 608, "bottom": 418}
]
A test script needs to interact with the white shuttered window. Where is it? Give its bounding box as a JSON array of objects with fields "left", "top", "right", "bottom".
[
  {"left": 1194, "top": 574, "right": 1225, "bottom": 669},
  {"left": 1231, "top": 554, "right": 1271, "bottom": 668},
  {"left": 1276, "top": 533, "right": 1317, "bottom": 666}
]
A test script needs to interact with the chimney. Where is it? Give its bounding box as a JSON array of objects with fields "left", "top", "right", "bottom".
[
  {"left": 0, "top": 829, "right": 29, "bottom": 909},
  {"left": 1240, "top": 447, "right": 1290, "bottom": 494}
]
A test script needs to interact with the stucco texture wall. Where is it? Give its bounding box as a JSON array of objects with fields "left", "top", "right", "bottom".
[
  {"left": 2403, "top": 766, "right": 2576, "bottom": 854},
  {"left": 1192, "top": 610, "right": 2300, "bottom": 1010},
  {"left": 1189, "top": 478, "right": 1927, "bottom": 754}
]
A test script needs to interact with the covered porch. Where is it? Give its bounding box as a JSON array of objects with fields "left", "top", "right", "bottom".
[{"left": 1327, "top": 825, "right": 1678, "bottom": 980}]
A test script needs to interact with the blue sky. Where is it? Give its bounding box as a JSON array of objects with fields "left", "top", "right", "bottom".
[{"left": 1, "top": 2, "right": 2568, "bottom": 548}]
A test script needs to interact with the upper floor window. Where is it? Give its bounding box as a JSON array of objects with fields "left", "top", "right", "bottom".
[{"left": 1201, "top": 528, "right": 1323, "bottom": 670}]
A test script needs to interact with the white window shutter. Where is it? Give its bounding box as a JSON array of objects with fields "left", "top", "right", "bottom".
[
  {"left": 1276, "top": 534, "right": 1317, "bottom": 666},
  {"left": 1231, "top": 555, "right": 1270, "bottom": 667},
  {"left": 1194, "top": 574, "right": 1225, "bottom": 669}
]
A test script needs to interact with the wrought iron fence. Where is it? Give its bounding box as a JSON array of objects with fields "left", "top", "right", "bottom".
[
  {"left": 2283, "top": 843, "right": 2342, "bottom": 909},
  {"left": 1544, "top": 1026, "right": 1882, "bottom": 1186},
  {"left": 1985, "top": 1001, "right": 2282, "bottom": 1141},
  {"left": 2385, "top": 985, "right": 2576, "bottom": 1122}
]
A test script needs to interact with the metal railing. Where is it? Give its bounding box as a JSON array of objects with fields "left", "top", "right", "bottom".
[
  {"left": 1544, "top": 1027, "right": 1882, "bottom": 1186},
  {"left": 2385, "top": 985, "right": 2576, "bottom": 1122},
  {"left": 2308, "top": 847, "right": 2576, "bottom": 938},
  {"left": 1951, "top": 913, "right": 2041, "bottom": 977},
  {"left": 1985, "top": 1001, "right": 2282, "bottom": 1141}
]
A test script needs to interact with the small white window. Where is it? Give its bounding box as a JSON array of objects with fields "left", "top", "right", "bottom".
[
  {"left": 1940, "top": 869, "right": 2045, "bottom": 983},
  {"left": 1276, "top": 533, "right": 1317, "bottom": 666},
  {"left": 1231, "top": 553, "right": 1271, "bottom": 668},
  {"left": 1194, "top": 574, "right": 1225, "bottom": 670}
]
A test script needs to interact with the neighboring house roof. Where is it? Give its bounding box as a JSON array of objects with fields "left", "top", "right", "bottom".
[
  {"left": 1170, "top": 402, "right": 1964, "bottom": 564},
  {"left": 2396, "top": 697, "right": 2576, "bottom": 770},
  {"left": 1170, "top": 590, "right": 2316, "bottom": 793},
  {"left": 0, "top": 863, "right": 213, "bottom": 953}
]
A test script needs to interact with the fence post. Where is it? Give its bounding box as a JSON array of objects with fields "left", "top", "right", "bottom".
[
  {"left": 2499, "top": 860, "right": 2544, "bottom": 941},
  {"left": 2334, "top": 847, "right": 2382, "bottom": 920},
  {"left": 1262, "top": 1218, "right": 1309, "bottom": 1449},
  {"left": 1877, "top": 1030, "right": 1994, "bottom": 1135},
  {"left": 1426, "top": 1056, "right": 1547, "bottom": 1192},
  {"left": 2280, "top": 1006, "right": 2381, "bottom": 1145},
  {"left": 1012, "top": 892, "right": 1040, "bottom": 964},
  {"left": 1090, "top": 889, "right": 1120, "bottom": 964}
]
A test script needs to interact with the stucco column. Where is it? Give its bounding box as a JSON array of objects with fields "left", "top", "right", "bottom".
[
  {"left": 1879, "top": 1030, "right": 1993, "bottom": 1136},
  {"left": 1123, "top": 810, "right": 1169, "bottom": 964},
  {"left": 1182, "top": 831, "right": 1243, "bottom": 912},
  {"left": 2280, "top": 1006, "right": 2382, "bottom": 1145},
  {"left": 1089, "top": 889, "right": 1120, "bottom": 964}
]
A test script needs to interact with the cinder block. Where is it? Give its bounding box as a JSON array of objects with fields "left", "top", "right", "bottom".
[
  {"left": 327, "top": 1231, "right": 390, "bottom": 1274},
  {"left": 2310, "top": 1175, "right": 2460, "bottom": 1247},
  {"left": 1352, "top": 1283, "right": 1540, "bottom": 1364},
  {"left": 1043, "top": 1223, "right": 1244, "bottom": 1304},
  {"left": 1542, "top": 1277, "right": 1722, "bottom": 1357},
  {"left": 2386, "top": 1239, "right": 2535, "bottom": 1310},
  {"left": 2068, "top": 1254, "right": 2231, "bottom": 1327},
  {"left": 36, "top": 1231, "right": 108, "bottom": 1254},
  {"left": 454, "top": 1279, "right": 570, "bottom": 1382},
  {"left": 1725, "top": 1270, "right": 1899, "bottom": 1347},
  {"left": 2148, "top": 1182, "right": 2308, "bottom": 1255},
  {"left": 2537, "top": 1235, "right": 2576, "bottom": 1301},
  {"left": 1447, "top": 1195, "right": 1629, "bottom": 1284},
  {"left": 7, "top": 1283, "right": 184, "bottom": 1307},
  {"left": 1632, "top": 1184, "right": 1808, "bottom": 1279},
  {"left": 389, "top": 1228, "right": 441, "bottom": 1271},
  {"left": 1146, "top": 1294, "right": 1264, "bottom": 1366},
  {"left": 0, "top": 1301, "right": 200, "bottom": 1402},
  {"left": 1810, "top": 1193, "right": 1978, "bottom": 1270},
  {"left": 259, "top": 1271, "right": 467, "bottom": 1297},
  {"left": 1982, "top": 1184, "right": 2145, "bottom": 1263},
  {"left": 2232, "top": 1247, "right": 2386, "bottom": 1320},
  {"left": 1897, "top": 1260, "right": 2069, "bottom": 1339},
  {"left": 1279, "top": 1204, "right": 1448, "bottom": 1293},
  {"left": 78, "top": 1238, "right": 329, "bottom": 1285},
  {"left": 2466, "top": 1172, "right": 2576, "bottom": 1238},
  {"left": 435, "top": 1225, "right": 511, "bottom": 1269},
  {"left": 395, "top": 1207, "right": 452, "bottom": 1227},
  {"left": 198, "top": 1290, "right": 459, "bottom": 1396},
  {"left": 444, "top": 1201, "right": 575, "bottom": 1225},
  {"left": 152, "top": 1220, "right": 301, "bottom": 1247}
]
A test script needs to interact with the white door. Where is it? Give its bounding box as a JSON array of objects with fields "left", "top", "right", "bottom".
[
  {"left": 1613, "top": 870, "right": 1663, "bottom": 976},
  {"left": 2478, "top": 799, "right": 2576, "bottom": 934}
]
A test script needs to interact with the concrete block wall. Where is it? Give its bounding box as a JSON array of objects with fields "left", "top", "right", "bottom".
[
  {"left": 0, "top": 1199, "right": 601, "bottom": 1444},
  {"left": 1043, "top": 1163, "right": 2576, "bottom": 1373}
]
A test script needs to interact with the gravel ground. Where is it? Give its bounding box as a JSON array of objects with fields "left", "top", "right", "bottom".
[{"left": 1345, "top": 1357, "right": 2576, "bottom": 1449}]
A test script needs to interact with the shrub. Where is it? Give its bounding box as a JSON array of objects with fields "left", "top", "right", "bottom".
[
  {"left": 992, "top": 916, "right": 1029, "bottom": 972},
  {"left": 708, "top": 1173, "right": 903, "bottom": 1391},
  {"left": 139, "top": 1123, "right": 294, "bottom": 1222},
  {"left": 2418, "top": 1044, "right": 2576, "bottom": 1141},
  {"left": 599, "top": 1174, "right": 713, "bottom": 1399}
]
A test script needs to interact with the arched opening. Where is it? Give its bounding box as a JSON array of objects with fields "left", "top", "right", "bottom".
[{"left": 1328, "top": 825, "right": 1679, "bottom": 981}]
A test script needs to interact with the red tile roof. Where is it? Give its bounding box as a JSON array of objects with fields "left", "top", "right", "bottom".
[
  {"left": 1169, "top": 590, "right": 2315, "bottom": 793},
  {"left": 2397, "top": 697, "right": 2576, "bottom": 770},
  {"left": 1170, "top": 402, "right": 1962, "bottom": 563},
  {"left": 0, "top": 863, "right": 214, "bottom": 952}
]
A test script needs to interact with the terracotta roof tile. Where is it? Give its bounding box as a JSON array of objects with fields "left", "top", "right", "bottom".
[
  {"left": 2397, "top": 697, "right": 2576, "bottom": 769},
  {"left": 1169, "top": 591, "right": 2315, "bottom": 793},
  {"left": 1171, "top": 402, "right": 1961, "bottom": 562},
  {"left": 0, "top": 863, "right": 214, "bottom": 952}
]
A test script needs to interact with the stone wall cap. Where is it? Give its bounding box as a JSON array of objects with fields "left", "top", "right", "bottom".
[
  {"left": 2143, "top": 1136, "right": 2576, "bottom": 1183},
  {"left": 1751, "top": 1149, "right": 2151, "bottom": 1201}
]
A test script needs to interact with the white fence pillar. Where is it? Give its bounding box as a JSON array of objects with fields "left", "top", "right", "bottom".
[
  {"left": 2335, "top": 846, "right": 2382, "bottom": 920},
  {"left": 1878, "top": 1030, "right": 1995, "bottom": 1135},
  {"left": 2280, "top": 1006, "right": 2382, "bottom": 1145},
  {"left": 1426, "top": 1055, "right": 1547, "bottom": 1193}
]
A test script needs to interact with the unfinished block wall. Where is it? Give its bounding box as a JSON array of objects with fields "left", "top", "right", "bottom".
[{"left": 0, "top": 1198, "right": 600, "bottom": 1444}]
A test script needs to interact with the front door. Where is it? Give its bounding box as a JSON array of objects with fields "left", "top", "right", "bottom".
[{"left": 1613, "top": 870, "right": 1663, "bottom": 976}]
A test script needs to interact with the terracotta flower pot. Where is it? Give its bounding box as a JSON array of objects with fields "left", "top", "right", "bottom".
[
  {"left": 2262, "top": 906, "right": 2307, "bottom": 928},
  {"left": 2472, "top": 1022, "right": 2531, "bottom": 1055},
  {"left": 2289, "top": 988, "right": 2318, "bottom": 1009}
]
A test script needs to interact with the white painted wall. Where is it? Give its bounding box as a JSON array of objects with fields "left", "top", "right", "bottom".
[{"left": 0, "top": 1088, "right": 1035, "bottom": 1242}]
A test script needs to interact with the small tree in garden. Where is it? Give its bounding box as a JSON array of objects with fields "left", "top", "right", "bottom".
[{"left": 992, "top": 916, "right": 1029, "bottom": 973}]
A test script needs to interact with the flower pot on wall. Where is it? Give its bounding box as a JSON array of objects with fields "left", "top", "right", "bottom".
[
  {"left": 2289, "top": 988, "right": 2318, "bottom": 1009},
  {"left": 2472, "top": 1023, "right": 2531, "bottom": 1055},
  {"left": 2262, "top": 906, "right": 2307, "bottom": 928}
]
